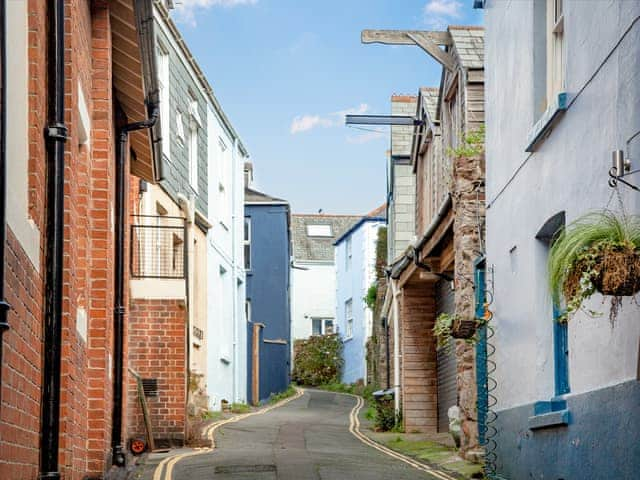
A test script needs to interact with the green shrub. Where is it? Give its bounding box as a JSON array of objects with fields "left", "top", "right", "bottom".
[
  {"left": 374, "top": 394, "right": 401, "bottom": 432},
  {"left": 268, "top": 385, "right": 297, "bottom": 404},
  {"left": 364, "top": 283, "right": 378, "bottom": 310},
  {"left": 230, "top": 402, "right": 251, "bottom": 414},
  {"left": 292, "top": 334, "right": 343, "bottom": 386}
]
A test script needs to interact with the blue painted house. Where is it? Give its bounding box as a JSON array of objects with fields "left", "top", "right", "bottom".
[
  {"left": 334, "top": 206, "right": 386, "bottom": 384},
  {"left": 244, "top": 184, "right": 291, "bottom": 403}
]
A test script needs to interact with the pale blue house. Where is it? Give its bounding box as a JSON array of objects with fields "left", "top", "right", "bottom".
[{"left": 334, "top": 207, "right": 385, "bottom": 384}]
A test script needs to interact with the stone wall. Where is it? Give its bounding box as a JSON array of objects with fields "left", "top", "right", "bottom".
[{"left": 452, "top": 152, "right": 485, "bottom": 454}]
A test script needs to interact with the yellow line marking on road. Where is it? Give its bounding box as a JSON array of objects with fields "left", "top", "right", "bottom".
[
  {"left": 346, "top": 393, "right": 458, "bottom": 480},
  {"left": 152, "top": 387, "right": 304, "bottom": 480}
]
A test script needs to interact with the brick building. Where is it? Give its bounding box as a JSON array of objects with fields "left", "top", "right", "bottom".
[{"left": 0, "top": 0, "right": 162, "bottom": 478}]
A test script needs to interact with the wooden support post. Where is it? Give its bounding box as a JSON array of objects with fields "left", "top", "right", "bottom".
[{"left": 252, "top": 323, "right": 264, "bottom": 405}]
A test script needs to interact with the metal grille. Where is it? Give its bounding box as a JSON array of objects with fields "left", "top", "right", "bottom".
[
  {"left": 130, "top": 215, "right": 186, "bottom": 279},
  {"left": 141, "top": 378, "right": 159, "bottom": 397}
]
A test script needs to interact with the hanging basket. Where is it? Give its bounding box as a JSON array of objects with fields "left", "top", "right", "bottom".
[
  {"left": 450, "top": 317, "right": 477, "bottom": 339},
  {"left": 565, "top": 245, "right": 640, "bottom": 299}
]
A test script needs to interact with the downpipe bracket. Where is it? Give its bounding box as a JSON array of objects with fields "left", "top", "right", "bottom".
[{"left": 45, "top": 123, "right": 69, "bottom": 142}]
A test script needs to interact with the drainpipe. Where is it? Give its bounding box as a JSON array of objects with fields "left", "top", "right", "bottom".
[
  {"left": 389, "top": 278, "right": 401, "bottom": 417},
  {"left": 231, "top": 138, "right": 238, "bottom": 402},
  {"left": 0, "top": 0, "right": 11, "bottom": 411},
  {"left": 111, "top": 105, "right": 159, "bottom": 467},
  {"left": 39, "top": 1, "right": 67, "bottom": 478}
]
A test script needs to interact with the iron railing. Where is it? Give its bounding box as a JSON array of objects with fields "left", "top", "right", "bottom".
[{"left": 130, "top": 215, "right": 187, "bottom": 279}]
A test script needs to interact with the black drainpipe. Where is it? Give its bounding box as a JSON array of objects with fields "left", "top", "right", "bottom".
[
  {"left": 111, "top": 105, "right": 159, "bottom": 467},
  {"left": 0, "top": 0, "right": 11, "bottom": 410},
  {"left": 39, "top": 0, "right": 67, "bottom": 478}
]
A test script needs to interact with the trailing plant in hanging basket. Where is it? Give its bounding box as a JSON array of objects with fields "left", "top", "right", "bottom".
[
  {"left": 434, "top": 312, "right": 486, "bottom": 347},
  {"left": 549, "top": 211, "right": 640, "bottom": 321}
]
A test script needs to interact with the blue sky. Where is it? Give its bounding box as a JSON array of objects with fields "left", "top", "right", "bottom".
[{"left": 173, "top": 0, "right": 482, "bottom": 214}]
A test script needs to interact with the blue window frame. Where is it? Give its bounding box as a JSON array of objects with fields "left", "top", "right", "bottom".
[{"left": 553, "top": 304, "right": 570, "bottom": 395}]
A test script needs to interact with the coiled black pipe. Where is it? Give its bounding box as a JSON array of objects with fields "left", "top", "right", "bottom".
[
  {"left": 111, "top": 106, "right": 159, "bottom": 467},
  {"left": 0, "top": 0, "right": 11, "bottom": 411},
  {"left": 39, "top": 0, "right": 67, "bottom": 478}
]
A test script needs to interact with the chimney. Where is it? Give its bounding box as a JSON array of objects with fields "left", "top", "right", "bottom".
[{"left": 244, "top": 162, "right": 254, "bottom": 188}]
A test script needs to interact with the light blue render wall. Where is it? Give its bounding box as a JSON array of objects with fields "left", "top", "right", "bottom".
[
  {"left": 484, "top": 0, "right": 640, "bottom": 477},
  {"left": 335, "top": 221, "right": 380, "bottom": 384}
]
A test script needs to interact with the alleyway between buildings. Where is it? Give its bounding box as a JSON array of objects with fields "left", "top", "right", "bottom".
[{"left": 136, "top": 390, "right": 460, "bottom": 480}]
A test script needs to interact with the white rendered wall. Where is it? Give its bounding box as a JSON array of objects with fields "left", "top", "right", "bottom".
[
  {"left": 485, "top": 0, "right": 640, "bottom": 411},
  {"left": 206, "top": 106, "right": 248, "bottom": 408},
  {"left": 291, "top": 263, "right": 337, "bottom": 341}
]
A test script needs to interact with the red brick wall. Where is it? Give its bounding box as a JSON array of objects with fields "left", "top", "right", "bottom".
[
  {"left": 0, "top": 229, "right": 44, "bottom": 479},
  {"left": 127, "top": 299, "right": 187, "bottom": 446},
  {"left": 400, "top": 284, "right": 438, "bottom": 433},
  {"left": 0, "top": 1, "right": 136, "bottom": 477}
]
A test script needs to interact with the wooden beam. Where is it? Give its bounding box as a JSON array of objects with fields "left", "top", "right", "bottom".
[
  {"left": 406, "top": 33, "right": 456, "bottom": 72},
  {"left": 362, "top": 29, "right": 451, "bottom": 46}
]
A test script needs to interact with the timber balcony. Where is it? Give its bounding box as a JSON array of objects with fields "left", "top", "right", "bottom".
[{"left": 130, "top": 215, "right": 187, "bottom": 279}]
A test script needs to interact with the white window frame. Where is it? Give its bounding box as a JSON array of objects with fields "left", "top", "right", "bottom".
[
  {"left": 157, "top": 42, "right": 170, "bottom": 161},
  {"left": 311, "top": 317, "right": 334, "bottom": 336},
  {"left": 176, "top": 111, "right": 185, "bottom": 144},
  {"left": 306, "top": 225, "right": 332, "bottom": 237},
  {"left": 345, "top": 299, "right": 353, "bottom": 339},
  {"left": 244, "top": 217, "right": 251, "bottom": 270},
  {"left": 546, "top": 0, "right": 565, "bottom": 106}
]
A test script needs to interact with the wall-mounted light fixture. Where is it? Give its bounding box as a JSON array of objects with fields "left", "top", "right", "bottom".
[{"left": 609, "top": 150, "right": 639, "bottom": 192}]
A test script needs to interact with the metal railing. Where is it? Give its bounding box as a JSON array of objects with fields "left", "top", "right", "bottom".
[{"left": 130, "top": 215, "right": 187, "bottom": 279}]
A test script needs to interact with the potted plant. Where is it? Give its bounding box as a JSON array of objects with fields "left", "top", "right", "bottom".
[
  {"left": 434, "top": 312, "right": 483, "bottom": 345},
  {"left": 548, "top": 211, "right": 640, "bottom": 321}
]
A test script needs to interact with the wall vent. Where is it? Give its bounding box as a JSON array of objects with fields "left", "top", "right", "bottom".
[{"left": 142, "top": 378, "right": 159, "bottom": 397}]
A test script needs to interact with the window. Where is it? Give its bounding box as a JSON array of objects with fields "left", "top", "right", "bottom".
[
  {"left": 187, "top": 94, "right": 199, "bottom": 191},
  {"left": 345, "top": 299, "right": 353, "bottom": 339},
  {"left": 546, "top": 0, "right": 565, "bottom": 106},
  {"left": 311, "top": 318, "right": 334, "bottom": 336},
  {"left": 245, "top": 299, "right": 251, "bottom": 323},
  {"left": 176, "top": 111, "right": 185, "bottom": 144},
  {"left": 306, "top": 224, "right": 332, "bottom": 237},
  {"left": 244, "top": 217, "right": 251, "bottom": 270},
  {"left": 345, "top": 236, "right": 352, "bottom": 271},
  {"left": 157, "top": 42, "right": 170, "bottom": 160},
  {"left": 536, "top": 211, "right": 569, "bottom": 396},
  {"left": 218, "top": 137, "right": 230, "bottom": 226}
]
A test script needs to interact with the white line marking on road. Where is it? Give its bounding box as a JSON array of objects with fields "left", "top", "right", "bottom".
[
  {"left": 346, "top": 394, "right": 458, "bottom": 480},
  {"left": 152, "top": 388, "right": 304, "bottom": 480}
]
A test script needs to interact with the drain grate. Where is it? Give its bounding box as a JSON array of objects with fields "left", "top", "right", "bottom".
[{"left": 214, "top": 465, "right": 277, "bottom": 474}]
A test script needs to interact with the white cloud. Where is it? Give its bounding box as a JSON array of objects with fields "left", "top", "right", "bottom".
[
  {"left": 423, "top": 0, "right": 462, "bottom": 28},
  {"left": 290, "top": 104, "right": 370, "bottom": 134},
  {"left": 346, "top": 130, "right": 385, "bottom": 144},
  {"left": 173, "top": 0, "right": 257, "bottom": 25}
]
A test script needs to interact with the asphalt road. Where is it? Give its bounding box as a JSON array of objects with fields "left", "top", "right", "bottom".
[{"left": 170, "top": 389, "right": 440, "bottom": 480}]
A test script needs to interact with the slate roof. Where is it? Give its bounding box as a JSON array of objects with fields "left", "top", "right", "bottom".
[
  {"left": 291, "top": 214, "right": 361, "bottom": 262},
  {"left": 245, "top": 187, "right": 288, "bottom": 204},
  {"left": 419, "top": 87, "right": 439, "bottom": 125},
  {"left": 448, "top": 26, "right": 484, "bottom": 70}
]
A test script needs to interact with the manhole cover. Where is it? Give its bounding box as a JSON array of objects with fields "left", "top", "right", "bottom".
[{"left": 214, "top": 465, "right": 277, "bottom": 474}]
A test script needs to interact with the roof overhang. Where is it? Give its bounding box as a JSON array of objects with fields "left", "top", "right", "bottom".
[{"left": 111, "top": 0, "right": 163, "bottom": 183}]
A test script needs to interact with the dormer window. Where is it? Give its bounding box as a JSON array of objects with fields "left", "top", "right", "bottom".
[{"left": 306, "top": 225, "right": 332, "bottom": 237}]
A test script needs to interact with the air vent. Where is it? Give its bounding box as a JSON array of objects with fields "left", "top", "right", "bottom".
[{"left": 142, "top": 378, "right": 159, "bottom": 397}]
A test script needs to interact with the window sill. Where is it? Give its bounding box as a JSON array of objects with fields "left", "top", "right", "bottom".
[
  {"left": 528, "top": 398, "right": 570, "bottom": 430},
  {"left": 525, "top": 92, "right": 568, "bottom": 153},
  {"left": 343, "top": 336, "right": 353, "bottom": 343}
]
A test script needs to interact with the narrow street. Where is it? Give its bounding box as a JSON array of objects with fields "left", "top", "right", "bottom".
[{"left": 163, "top": 390, "right": 447, "bottom": 480}]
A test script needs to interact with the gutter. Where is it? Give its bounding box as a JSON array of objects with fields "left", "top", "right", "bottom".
[
  {"left": 0, "top": 0, "right": 10, "bottom": 410},
  {"left": 40, "top": 1, "right": 67, "bottom": 477},
  {"left": 112, "top": 105, "right": 159, "bottom": 468}
]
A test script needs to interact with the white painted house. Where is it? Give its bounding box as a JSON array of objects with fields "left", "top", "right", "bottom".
[
  {"left": 290, "top": 214, "right": 360, "bottom": 363},
  {"left": 206, "top": 107, "right": 249, "bottom": 409},
  {"left": 483, "top": 0, "right": 640, "bottom": 477}
]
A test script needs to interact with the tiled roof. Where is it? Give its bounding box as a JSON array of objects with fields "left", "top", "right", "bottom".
[
  {"left": 419, "top": 87, "right": 439, "bottom": 124},
  {"left": 448, "top": 26, "right": 484, "bottom": 69},
  {"left": 291, "top": 214, "right": 361, "bottom": 262},
  {"left": 245, "top": 187, "right": 288, "bottom": 204}
]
